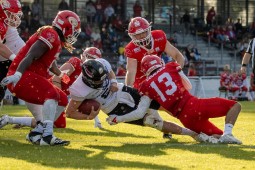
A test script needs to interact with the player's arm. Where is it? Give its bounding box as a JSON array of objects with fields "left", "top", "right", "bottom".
[
  {"left": 241, "top": 52, "right": 251, "bottom": 74},
  {"left": 17, "top": 40, "right": 49, "bottom": 73},
  {"left": 164, "top": 41, "right": 185, "bottom": 68},
  {"left": 66, "top": 98, "right": 100, "bottom": 120},
  {"left": 51, "top": 62, "right": 74, "bottom": 88},
  {"left": 1, "top": 40, "right": 49, "bottom": 86},
  {"left": 125, "top": 57, "right": 137, "bottom": 86},
  {"left": 178, "top": 69, "right": 192, "bottom": 90},
  {"left": 106, "top": 95, "right": 151, "bottom": 124},
  {"left": 0, "top": 43, "right": 16, "bottom": 60}
]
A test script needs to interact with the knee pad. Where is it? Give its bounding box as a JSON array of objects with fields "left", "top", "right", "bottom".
[{"left": 143, "top": 110, "right": 163, "bottom": 131}]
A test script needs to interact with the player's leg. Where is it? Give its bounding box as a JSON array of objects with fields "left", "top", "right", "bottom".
[
  {"left": 9, "top": 72, "right": 69, "bottom": 146},
  {"left": 0, "top": 60, "right": 11, "bottom": 103}
]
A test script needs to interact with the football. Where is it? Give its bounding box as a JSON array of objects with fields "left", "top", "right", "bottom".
[{"left": 78, "top": 99, "right": 100, "bottom": 115}]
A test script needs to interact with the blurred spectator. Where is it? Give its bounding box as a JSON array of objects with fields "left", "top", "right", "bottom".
[
  {"left": 185, "top": 44, "right": 198, "bottom": 62},
  {"left": 206, "top": 6, "right": 216, "bottom": 28},
  {"left": 30, "top": 15, "right": 41, "bottom": 32},
  {"left": 225, "top": 17, "right": 234, "bottom": 28},
  {"left": 94, "top": 0, "right": 104, "bottom": 23},
  {"left": 181, "top": 10, "right": 190, "bottom": 35},
  {"left": 133, "top": 0, "right": 142, "bottom": 17},
  {"left": 20, "top": 27, "right": 30, "bottom": 42},
  {"left": 231, "top": 71, "right": 248, "bottom": 99},
  {"left": 111, "top": 14, "right": 125, "bottom": 32},
  {"left": 116, "top": 64, "right": 126, "bottom": 76},
  {"left": 238, "top": 35, "right": 249, "bottom": 58},
  {"left": 234, "top": 18, "right": 243, "bottom": 39},
  {"left": 104, "top": 4, "right": 115, "bottom": 23},
  {"left": 85, "top": 1, "right": 96, "bottom": 23},
  {"left": 22, "top": 2, "right": 31, "bottom": 27},
  {"left": 225, "top": 25, "right": 237, "bottom": 48},
  {"left": 161, "top": 52, "right": 172, "bottom": 64},
  {"left": 31, "top": 0, "right": 42, "bottom": 18},
  {"left": 188, "top": 63, "right": 197, "bottom": 76},
  {"left": 58, "top": 0, "right": 69, "bottom": 11},
  {"left": 114, "top": 0, "right": 124, "bottom": 19},
  {"left": 219, "top": 64, "right": 233, "bottom": 98},
  {"left": 91, "top": 27, "right": 101, "bottom": 42}
]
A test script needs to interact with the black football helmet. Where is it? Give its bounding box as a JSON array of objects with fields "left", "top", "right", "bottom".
[{"left": 82, "top": 59, "right": 107, "bottom": 88}]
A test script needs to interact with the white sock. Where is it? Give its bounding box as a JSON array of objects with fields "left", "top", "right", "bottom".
[
  {"left": 223, "top": 123, "right": 233, "bottom": 135},
  {"left": 32, "top": 121, "right": 44, "bottom": 133},
  {"left": 42, "top": 120, "right": 54, "bottom": 137},
  {"left": 9, "top": 117, "right": 33, "bottom": 127}
]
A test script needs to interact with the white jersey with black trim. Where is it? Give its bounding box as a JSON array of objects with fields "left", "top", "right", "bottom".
[
  {"left": 0, "top": 27, "right": 25, "bottom": 61},
  {"left": 69, "top": 74, "right": 124, "bottom": 113}
]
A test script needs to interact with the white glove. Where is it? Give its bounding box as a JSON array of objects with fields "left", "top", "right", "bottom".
[
  {"left": 106, "top": 115, "right": 118, "bottom": 125},
  {"left": 1, "top": 72, "right": 22, "bottom": 87}
]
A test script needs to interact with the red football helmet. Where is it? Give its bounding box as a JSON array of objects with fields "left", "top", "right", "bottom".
[
  {"left": 52, "top": 10, "right": 81, "bottom": 45},
  {"left": 0, "top": 0, "right": 22, "bottom": 28},
  {"left": 141, "top": 55, "right": 164, "bottom": 76},
  {"left": 0, "top": 21, "right": 7, "bottom": 41},
  {"left": 81, "top": 47, "right": 102, "bottom": 61},
  {"left": 128, "top": 17, "right": 152, "bottom": 46}
]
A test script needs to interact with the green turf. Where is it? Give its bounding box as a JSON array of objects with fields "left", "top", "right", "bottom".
[{"left": 0, "top": 102, "right": 255, "bottom": 170}]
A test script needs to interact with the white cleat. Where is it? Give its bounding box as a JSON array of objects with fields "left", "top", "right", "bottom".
[
  {"left": 94, "top": 122, "right": 103, "bottom": 129},
  {"left": 219, "top": 134, "right": 242, "bottom": 144},
  {"left": 26, "top": 131, "right": 42, "bottom": 145},
  {"left": 0, "top": 115, "right": 10, "bottom": 128}
]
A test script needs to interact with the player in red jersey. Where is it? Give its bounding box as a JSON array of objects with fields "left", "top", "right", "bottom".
[
  {"left": 0, "top": 10, "right": 81, "bottom": 146},
  {"left": 138, "top": 55, "right": 242, "bottom": 144},
  {"left": 125, "top": 17, "right": 185, "bottom": 139},
  {"left": 109, "top": 55, "right": 242, "bottom": 144},
  {"left": 0, "top": 47, "right": 105, "bottom": 129},
  {"left": 230, "top": 71, "right": 248, "bottom": 99}
]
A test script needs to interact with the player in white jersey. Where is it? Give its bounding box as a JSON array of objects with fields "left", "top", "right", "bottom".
[{"left": 65, "top": 59, "right": 214, "bottom": 143}]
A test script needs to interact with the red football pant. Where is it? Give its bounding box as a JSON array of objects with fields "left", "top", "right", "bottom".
[{"left": 178, "top": 97, "right": 236, "bottom": 135}]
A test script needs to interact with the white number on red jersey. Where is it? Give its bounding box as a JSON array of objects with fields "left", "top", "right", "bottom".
[{"left": 150, "top": 72, "right": 177, "bottom": 102}]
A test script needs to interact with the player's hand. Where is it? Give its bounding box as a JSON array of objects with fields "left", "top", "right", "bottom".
[
  {"left": 110, "top": 83, "right": 118, "bottom": 92},
  {"left": 240, "top": 66, "right": 246, "bottom": 74},
  {"left": 1, "top": 72, "right": 22, "bottom": 87},
  {"left": 59, "top": 71, "right": 70, "bottom": 84},
  {"left": 87, "top": 106, "right": 100, "bottom": 120},
  {"left": 106, "top": 115, "right": 118, "bottom": 125}
]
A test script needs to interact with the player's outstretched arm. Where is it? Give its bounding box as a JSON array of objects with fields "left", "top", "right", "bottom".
[
  {"left": 125, "top": 57, "right": 137, "bottom": 86},
  {"left": 164, "top": 41, "right": 185, "bottom": 68},
  {"left": 0, "top": 43, "right": 15, "bottom": 60}
]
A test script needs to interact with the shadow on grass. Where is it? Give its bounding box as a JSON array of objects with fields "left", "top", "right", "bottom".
[{"left": 0, "top": 140, "right": 175, "bottom": 169}]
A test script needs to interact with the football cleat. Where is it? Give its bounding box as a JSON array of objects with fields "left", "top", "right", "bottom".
[
  {"left": 219, "top": 134, "right": 242, "bottom": 144},
  {"left": 0, "top": 115, "right": 10, "bottom": 128},
  {"left": 40, "top": 135, "right": 70, "bottom": 146},
  {"left": 163, "top": 133, "right": 172, "bottom": 139},
  {"left": 26, "top": 131, "right": 42, "bottom": 145}
]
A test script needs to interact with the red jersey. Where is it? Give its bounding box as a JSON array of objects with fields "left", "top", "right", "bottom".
[
  {"left": 125, "top": 30, "right": 167, "bottom": 88},
  {"left": 61, "top": 57, "right": 82, "bottom": 95},
  {"left": 139, "top": 62, "right": 193, "bottom": 117},
  {"left": 8, "top": 27, "right": 61, "bottom": 77},
  {"left": 220, "top": 72, "right": 232, "bottom": 87},
  {"left": 233, "top": 73, "right": 246, "bottom": 87}
]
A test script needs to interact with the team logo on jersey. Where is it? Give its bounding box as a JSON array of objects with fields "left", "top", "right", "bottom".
[
  {"left": 134, "top": 47, "right": 141, "bottom": 53},
  {"left": 46, "top": 32, "right": 55, "bottom": 43},
  {"left": 0, "top": 0, "right": 10, "bottom": 9}
]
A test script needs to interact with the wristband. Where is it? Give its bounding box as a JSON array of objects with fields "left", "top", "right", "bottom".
[
  {"left": 14, "top": 71, "right": 22, "bottom": 78},
  {"left": 9, "top": 54, "right": 16, "bottom": 61},
  {"left": 242, "top": 64, "right": 247, "bottom": 67},
  {"left": 110, "top": 79, "right": 118, "bottom": 84}
]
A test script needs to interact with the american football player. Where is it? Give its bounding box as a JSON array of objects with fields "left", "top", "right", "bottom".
[
  {"left": 1, "top": 10, "right": 81, "bottom": 146},
  {"left": 111, "top": 55, "right": 242, "bottom": 144},
  {"left": 66, "top": 59, "right": 215, "bottom": 143}
]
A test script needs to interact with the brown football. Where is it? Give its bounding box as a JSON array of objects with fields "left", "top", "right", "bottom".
[{"left": 78, "top": 99, "right": 100, "bottom": 115}]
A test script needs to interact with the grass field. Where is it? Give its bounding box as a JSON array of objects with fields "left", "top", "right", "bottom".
[{"left": 0, "top": 102, "right": 255, "bottom": 170}]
